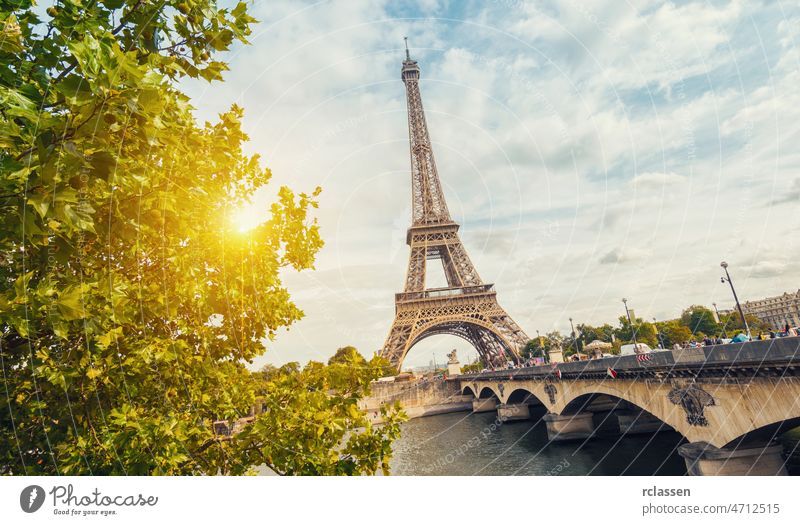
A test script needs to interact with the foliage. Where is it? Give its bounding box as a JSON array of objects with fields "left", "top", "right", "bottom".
[
  {"left": 460, "top": 361, "right": 483, "bottom": 374},
  {"left": 236, "top": 355, "right": 405, "bottom": 475},
  {"left": 614, "top": 315, "right": 658, "bottom": 347},
  {"left": 328, "top": 346, "right": 364, "bottom": 366},
  {"left": 679, "top": 305, "right": 719, "bottom": 336},
  {"left": 522, "top": 339, "right": 545, "bottom": 359},
  {"left": 0, "top": 1, "right": 400, "bottom": 476},
  {"left": 542, "top": 330, "right": 565, "bottom": 353},
  {"left": 577, "top": 323, "right": 615, "bottom": 345},
  {"left": 654, "top": 320, "right": 692, "bottom": 347},
  {"left": 326, "top": 345, "right": 395, "bottom": 377},
  {"left": 720, "top": 311, "right": 770, "bottom": 334}
]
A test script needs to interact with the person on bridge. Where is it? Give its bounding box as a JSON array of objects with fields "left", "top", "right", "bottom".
[{"left": 732, "top": 332, "right": 750, "bottom": 343}]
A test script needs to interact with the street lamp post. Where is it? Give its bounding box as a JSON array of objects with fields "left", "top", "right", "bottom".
[
  {"left": 569, "top": 317, "right": 579, "bottom": 357},
  {"left": 720, "top": 261, "right": 750, "bottom": 339},
  {"left": 536, "top": 329, "right": 547, "bottom": 363},
  {"left": 712, "top": 302, "right": 727, "bottom": 338},
  {"left": 622, "top": 298, "right": 638, "bottom": 349},
  {"left": 653, "top": 317, "right": 665, "bottom": 349}
]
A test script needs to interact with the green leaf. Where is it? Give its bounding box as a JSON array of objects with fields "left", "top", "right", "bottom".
[
  {"left": 56, "top": 285, "right": 88, "bottom": 321},
  {"left": 55, "top": 75, "right": 94, "bottom": 105},
  {"left": 27, "top": 193, "right": 53, "bottom": 219}
]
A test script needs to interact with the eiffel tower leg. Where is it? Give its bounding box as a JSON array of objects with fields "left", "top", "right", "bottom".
[
  {"left": 488, "top": 314, "right": 529, "bottom": 357},
  {"left": 404, "top": 246, "right": 426, "bottom": 292},
  {"left": 382, "top": 319, "right": 413, "bottom": 368},
  {"left": 465, "top": 325, "right": 507, "bottom": 367}
]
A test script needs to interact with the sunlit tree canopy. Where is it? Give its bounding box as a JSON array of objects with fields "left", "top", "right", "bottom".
[{"left": 0, "top": 0, "right": 401, "bottom": 475}]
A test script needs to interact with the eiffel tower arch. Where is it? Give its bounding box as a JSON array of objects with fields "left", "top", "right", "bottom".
[{"left": 380, "top": 41, "right": 530, "bottom": 370}]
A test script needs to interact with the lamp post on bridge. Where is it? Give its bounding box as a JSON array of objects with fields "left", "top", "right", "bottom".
[
  {"left": 536, "top": 329, "right": 547, "bottom": 363},
  {"left": 622, "top": 298, "right": 638, "bottom": 350},
  {"left": 569, "top": 317, "right": 579, "bottom": 358},
  {"left": 653, "top": 317, "right": 665, "bottom": 349},
  {"left": 712, "top": 302, "right": 727, "bottom": 338},
  {"left": 720, "top": 261, "right": 751, "bottom": 339}
]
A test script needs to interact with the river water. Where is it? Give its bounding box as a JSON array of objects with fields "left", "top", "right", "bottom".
[{"left": 389, "top": 411, "right": 690, "bottom": 476}]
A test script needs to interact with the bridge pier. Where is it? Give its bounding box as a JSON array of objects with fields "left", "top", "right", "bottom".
[
  {"left": 616, "top": 410, "right": 669, "bottom": 435},
  {"left": 543, "top": 413, "right": 595, "bottom": 441},
  {"left": 497, "top": 403, "right": 530, "bottom": 422},
  {"left": 678, "top": 441, "right": 788, "bottom": 476},
  {"left": 472, "top": 398, "right": 497, "bottom": 413}
]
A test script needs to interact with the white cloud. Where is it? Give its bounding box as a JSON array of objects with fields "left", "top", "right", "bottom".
[
  {"left": 630, "top": 171, "right": 687, "bottom": 190},
  {"left": 178, "top": 1, "right": 800, "bottom": 368},
  {"left": 599, "top": 246, "right": 652, "bottom": 265}
]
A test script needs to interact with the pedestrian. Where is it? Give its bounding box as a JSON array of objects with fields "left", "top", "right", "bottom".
[{"left": 732, "top": 332, "right": 749, "bottom": 343}]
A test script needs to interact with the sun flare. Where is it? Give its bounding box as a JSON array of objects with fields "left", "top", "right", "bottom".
[{"left": 232, "top": 204, "right": 266, "bottom": 233}]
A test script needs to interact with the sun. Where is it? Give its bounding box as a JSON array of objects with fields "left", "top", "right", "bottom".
[{"left": 231, "top": 203, "right": 266, "bottom": 233}]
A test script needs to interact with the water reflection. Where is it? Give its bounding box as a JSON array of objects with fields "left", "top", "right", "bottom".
[{"left": 390, "top": 412, "right": 688, "bottom": 475}]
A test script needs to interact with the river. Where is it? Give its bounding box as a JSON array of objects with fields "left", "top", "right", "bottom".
[{"left": 390, "top": 411, "right": 689, "bottom": 476}]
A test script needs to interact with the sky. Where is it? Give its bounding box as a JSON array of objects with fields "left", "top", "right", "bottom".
[{"left": 181, "top": 0, "right": 800, "bottom": 369}]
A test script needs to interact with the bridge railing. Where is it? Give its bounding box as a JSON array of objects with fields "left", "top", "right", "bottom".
[{"left": 460, "top": 337, "right": 800, "bottom": 381}]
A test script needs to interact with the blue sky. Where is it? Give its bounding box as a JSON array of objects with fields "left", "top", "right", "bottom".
[{"left": 182, "top": 0, "right": 800, "bottom": 369}]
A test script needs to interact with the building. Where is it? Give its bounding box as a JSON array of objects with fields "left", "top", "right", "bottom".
[{"left": 741, "top": 290, "right": 800, "bottom": 330}]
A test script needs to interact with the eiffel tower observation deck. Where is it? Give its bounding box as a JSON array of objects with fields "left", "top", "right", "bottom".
[{"left": 380, "top": 40, "right": 530, "bottom": 370}]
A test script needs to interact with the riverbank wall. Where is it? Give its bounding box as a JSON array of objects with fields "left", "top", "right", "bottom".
[{"left": 361, "top": 379, "right": 472, "bottom": 423}]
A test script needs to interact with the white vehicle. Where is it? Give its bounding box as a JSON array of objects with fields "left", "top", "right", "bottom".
[{"left": 620, "top": 343, "right": 652, "bottom": 356}]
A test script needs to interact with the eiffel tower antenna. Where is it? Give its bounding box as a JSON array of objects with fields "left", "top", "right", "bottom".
[{"left": 380, "top": 52, "right": 529, "bottom": 370}]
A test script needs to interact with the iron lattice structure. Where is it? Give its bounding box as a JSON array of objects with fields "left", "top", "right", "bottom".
[{"left": 380, "top": 45, "right": 529, "bottom": 369}]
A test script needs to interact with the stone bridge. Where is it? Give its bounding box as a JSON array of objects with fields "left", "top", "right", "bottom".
[{"left": 457, "top": 338, "right": 800, "bottom": 475}]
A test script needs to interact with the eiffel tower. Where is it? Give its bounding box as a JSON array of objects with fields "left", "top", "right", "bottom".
[{"left": 380, "top": 41, "right": 530, "bottom": 369}]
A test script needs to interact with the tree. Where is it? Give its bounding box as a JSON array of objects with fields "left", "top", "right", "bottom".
[
  {"left": 460, "top": 361, "right": 483, "bottom": 374},
  {"left": 0, "top": 2, "right": 400, "bottom": 475},
  {"left": 720, "top": 312, "right": 770, "bottom": 334},
  {"left": 328, "top": 346, "right": 365, "bottom": 366},
  {"left": 522, "top": 339, "right": 547, "bottom": 359},
  {"left": 614, "top": 316, "right": 658, "bottom": 348},
  {"left": 239, "top": 354, "right": 405, "bottom": 475},
  {"left": 680, "top": 305, "right": 719, "bottom": 336},
  {"left": 656, "top": 320, "right": 692, "bottom": 347},
  {"left": 577, "top": 323, "right": 615, "bottom": 344}
]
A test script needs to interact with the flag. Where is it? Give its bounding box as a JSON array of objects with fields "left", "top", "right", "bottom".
[
  {"left": 551, "top": 363, "right": 561, "bottom": 379},
  {"left": 606, "top": 367, "right": 618, "bottom": 379}
]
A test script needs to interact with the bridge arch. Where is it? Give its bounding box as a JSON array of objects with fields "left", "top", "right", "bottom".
[
  {"left": 461, "top": 385, "right": 476, "bottom": 397},
  {"left": 478, "top": 386, "right": 499, "bottom": 399},
  {"left": 562, "top": 392, "right": 629, "bottom": 415},
  {"left": 556, "top": 385, "right": 688, "bottom": 439},
  {"left": 506, "top": 388, "right": 546, "bottom": 407},
  {"left": 724, "top": 416, "right": 800, "bottom": 448}
]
